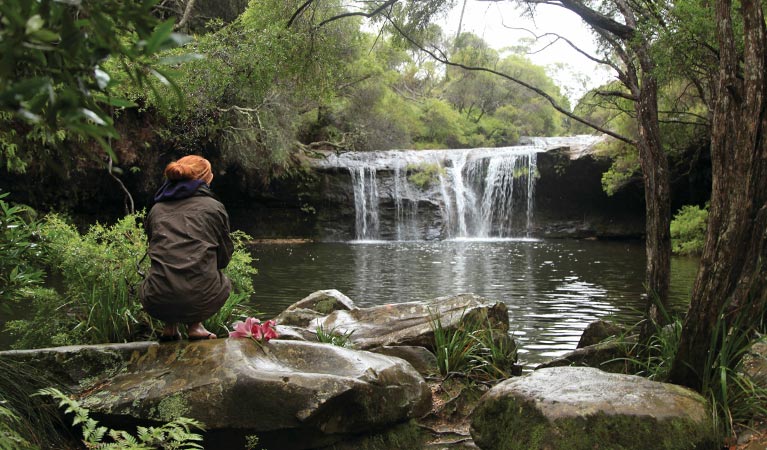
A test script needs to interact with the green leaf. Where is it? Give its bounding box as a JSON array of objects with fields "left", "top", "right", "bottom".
[
  {"left": 92, "top": 93, "right": 137, "bottom": 108},
  {"left": 30, "top": 29, "right": 61, "bottom": 43},
  {"left": 143, "top": 19, "right": 175, "bottom": 54},
  {"left": 157, "top": 53, "right": 204, "bottom": 66},
  {"left": 25, "top": 15, "right": 45, "bottom": 35}
]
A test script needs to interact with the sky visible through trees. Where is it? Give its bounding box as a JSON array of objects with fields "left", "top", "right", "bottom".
[{"left": 442, "top": 1, "right": 614, "bottom": 103}]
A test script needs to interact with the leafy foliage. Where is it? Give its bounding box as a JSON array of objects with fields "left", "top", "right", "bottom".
[
  {"left": 37, "top": 387, "right": 205, "bottom": 449},
  {"left": 0, "top": 0, "right": 194, "bottom": 169},
  {"left": 0, "top": 358, "right": 70, "bottom": 450},
  {"left": 429, "top": 311, "right": 517, "bottom": 381},
  {"left": 670, "top": 204, "right": 709, "bottom": 255},
  {"left": 4, "top": 212, "right": 258, "bottom": 347},
  {"left": 701, "top": 311, "right": 767, "bottom": 439},
  {"left": 0, "top": 403, "right": 30, "bottom": 450},
  {"left": 0, "top": 192, "right": 43, "bottom": 307},
  {"left": 621, "top": 299, "right": 767, "bottom": 442}
]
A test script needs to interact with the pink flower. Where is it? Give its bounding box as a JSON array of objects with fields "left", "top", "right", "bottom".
[
  {"left": 229, "top": 317, "right": 279, "bottom": 342},
  {"left": 229, "top": 317, "right": 261, "bottom": 338},
  {"left": 260, "top": 320, "right": 279, "bottom": 342}
]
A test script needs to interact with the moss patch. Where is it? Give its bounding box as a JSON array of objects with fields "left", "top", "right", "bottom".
[
  {"left": 151, "top": 394, "right": 190, "bottom": 422},
  {"left": 471, "top": 394, "right": 720, "bottom": 450},
  {"left": 314, "top": 298, "right": 339, "bottom": 315}
]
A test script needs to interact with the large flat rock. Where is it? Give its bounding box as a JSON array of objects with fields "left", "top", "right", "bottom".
[{"left": 1, "top": 339, "right": 431, "bottom": 449}]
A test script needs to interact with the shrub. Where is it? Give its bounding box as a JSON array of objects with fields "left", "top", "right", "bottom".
[
  {"left": 6, "top": 213, "right": 258, "bottom": 346},
  {"left": 670, "top": 204, "right": 709, "bottom": 255},
  {"left": 0, "top": 192, "right": 44, "bottom": 307},
  {"left": 407, "top": 163, "right": 445, "bottom": 189},
  {"left": 429, "top": 310, "right": 517, "bottom": 381},
  {"left": 38, "top": 213, "right": 151, "bottom": 344}
]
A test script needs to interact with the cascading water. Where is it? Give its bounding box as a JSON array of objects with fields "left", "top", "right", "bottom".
[
  {"left": 349, "top": 167, "right": 380, "bottom": 240},
  {"left": 314, "top": 136, "right": 601, "bottom": 241}
]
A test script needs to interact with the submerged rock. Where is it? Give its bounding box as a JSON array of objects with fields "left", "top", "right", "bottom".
[{"left": 470, "top": 366, "right": 717, "bottom": 450}]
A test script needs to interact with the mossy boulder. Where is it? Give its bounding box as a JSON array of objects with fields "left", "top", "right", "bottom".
[
  {"left": 470, "top": 367, "right": 718, "bottom": 450},
  {"left": 274, "top": 289, "right": 357, "bottom": 327},
  {"left": 576, "top": 320, "right": 627, "bottom": 348},
  {"left": 0, "top": 342, "right": 154, "bottom": 389}
]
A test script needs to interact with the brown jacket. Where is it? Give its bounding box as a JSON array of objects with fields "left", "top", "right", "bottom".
[{"left": 140, "top": 187, "right": 234, "bottom": 323}]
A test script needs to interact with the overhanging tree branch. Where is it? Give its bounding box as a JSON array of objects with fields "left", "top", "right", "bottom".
[
  {"left": 288, "top": 0, "right": 401, "bottom": 28},
  {"left": 386, "top": 19, "right": 635, "bottom": 145},
  {"left": 287, "top": 0, "right": 315, "bottom": 27}
]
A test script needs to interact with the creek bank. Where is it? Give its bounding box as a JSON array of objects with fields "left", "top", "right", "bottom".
[
  {"left": 1, "top": 298, "right": 733, "bottom": 450},
  {"left": 0, "top": 292, "right": 509, "bottom": 449}
]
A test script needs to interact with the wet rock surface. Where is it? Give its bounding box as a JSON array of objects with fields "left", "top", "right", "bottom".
[
  {"left": 470, "top": 366, "right": 718, "bottom": 450},
  {"left": 2, "top": 340, "right": 431, "bottom": 450},
  {"left": 310, "top": 293, "right": 510, "bottom": 350}
]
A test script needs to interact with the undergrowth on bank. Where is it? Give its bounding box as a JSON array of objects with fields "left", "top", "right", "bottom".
[
  {"left": 670, "top": 204, "right": 709, "bottom": 255},
  {"left": 619, "top": 298, "right": 767, "bottom": 442},
  {"left": 4, "top": 212, "right": 258, "bottom": 348},
  {"left": 429, "top": 310, "right": 517, "bottom": 381},
  {"left": 0, "top": 359, "right": 72, "bottom": 449}
]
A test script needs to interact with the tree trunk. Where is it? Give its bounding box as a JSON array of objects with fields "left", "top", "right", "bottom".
[
  {"left": 669, "top": 0, "right": 767, "bottom": 390},
  {"left": 635, "top": 75, "right": 672, "bottom": 333}
]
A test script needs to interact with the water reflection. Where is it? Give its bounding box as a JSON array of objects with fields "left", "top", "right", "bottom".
[{"left": 250, "top": 240, "right": 698, "bottom": 366}]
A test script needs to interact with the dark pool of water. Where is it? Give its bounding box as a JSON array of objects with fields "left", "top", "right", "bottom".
[{"left": 249, "top": 238, "right": 699, "bottom": 366}]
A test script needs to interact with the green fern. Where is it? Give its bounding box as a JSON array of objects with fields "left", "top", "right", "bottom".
[{"left": 36, "top": 388, "right": 205, "bottom": 449}]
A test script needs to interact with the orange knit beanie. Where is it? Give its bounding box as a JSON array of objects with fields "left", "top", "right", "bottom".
[{"left": 164, "top": 155, "right": 213, "bottom": 185}]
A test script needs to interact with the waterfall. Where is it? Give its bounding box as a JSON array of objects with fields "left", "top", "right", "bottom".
[
  {"left": 393, "top": 163, "right": 419, "bottom": 241},
  {"left": 314, "top": 136, "right": 601, "bottom": 241},
  {"left": 349, "top": 167, "right": 379, "bottom": 240}
]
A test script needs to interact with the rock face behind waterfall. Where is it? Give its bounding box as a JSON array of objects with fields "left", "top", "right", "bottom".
[{"left": 300, "top": 137, "right": 646, "bottom": 241}]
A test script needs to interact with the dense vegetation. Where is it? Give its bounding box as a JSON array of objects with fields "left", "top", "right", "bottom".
[
  {"left": 1, "top": 0, "right": 767, "bottom": 447},
  {"left": 0, "top": 0, "right": 569, "bottom": 187},
  {"left": 1, "top": 195, "right": 258, "bottom": 349}
]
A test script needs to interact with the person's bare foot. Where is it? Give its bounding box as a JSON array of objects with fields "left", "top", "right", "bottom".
[
  {"left": 186, "top": 322, "right": 217, "bottom": 340},
  {"left": 159, "top": 323, "right": 181, "bottom": 342}
]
